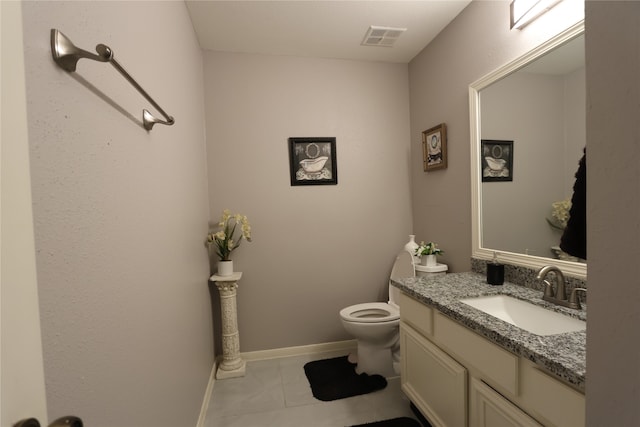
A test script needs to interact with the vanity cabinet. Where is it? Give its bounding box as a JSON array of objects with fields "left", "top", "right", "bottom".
[
  {"left": 399, "top": 292, "right": 585, "bottom": 427},
  {"left": 401, "top": 321, "right": 467, "bottom": 427}
]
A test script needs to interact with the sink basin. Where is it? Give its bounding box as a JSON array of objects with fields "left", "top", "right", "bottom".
[{"left": 460, "top": 295, "right": 586, "bottom": 336}]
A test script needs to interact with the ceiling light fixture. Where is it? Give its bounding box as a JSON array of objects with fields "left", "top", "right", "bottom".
[
  {"left": 510, "top": 0, "right": 564, "bottom": 29},
  {"left": 361, "top": 26, "right": 407, "bottom": 47}
]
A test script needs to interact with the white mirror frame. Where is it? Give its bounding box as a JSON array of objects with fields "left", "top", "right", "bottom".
[{"left": 469, "top": 21, "right": 586, "bottom": 279}]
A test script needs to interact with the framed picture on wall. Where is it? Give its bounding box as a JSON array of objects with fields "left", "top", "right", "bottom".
[
  {"left": 288, "top": 137, "right": 337, "bottom": 186},
  {"left": 422, "top": 123, "right": 448, "bottom": 171},
  {"left": 481, "top": 139, "right": 514, "bottom": 182}
]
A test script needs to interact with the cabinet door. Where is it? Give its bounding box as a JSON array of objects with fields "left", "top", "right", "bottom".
[
  {"left": 519, "top": 360, "right": 585, "bottom": 427},
  {"left": 470, "top": 378, "right": 542, "bottom": 427},
  {"left": 401, "top": 323, "right": 467, "bottom": 427}
]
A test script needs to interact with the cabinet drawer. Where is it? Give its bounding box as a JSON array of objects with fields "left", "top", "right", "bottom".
[
  {"left": 520, "top": 360, "right": 585, "bottom": 427},
  {"left": 435, "top": 312, "right": 519, "bottom": 396},
  {"left": 400, "top": 292, "right": 433, "bottom": 337}
]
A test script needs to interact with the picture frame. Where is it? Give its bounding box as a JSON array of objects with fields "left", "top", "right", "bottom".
[
  {"left": 422, "top": 123, "right": 448, "bottom": 171},
  {"left": 481, "top": 139, "right": 514, "bottom": 182},
  {"left": 288, "top": 137, "right": 337, "bottom": 186}
]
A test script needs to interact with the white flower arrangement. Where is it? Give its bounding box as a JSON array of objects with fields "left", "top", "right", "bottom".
[
  {"left": 415, "top": 241, "right": 444, "bottom": 256},
  {"left": 206, "top": 209, "right": 252, "bottom": 261},
  {"left": 547, "top": 198, "right": 571, "bottom": 230}
]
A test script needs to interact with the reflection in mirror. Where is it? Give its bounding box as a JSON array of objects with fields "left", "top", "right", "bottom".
[
  {"left": 482, "top": 34, "right": 584, "bottom": 259},
  {"left": 470, "top": 22, "right": 586, "bottom": 278},
  {"left": 559, "top": 148, "right": 586, "bottom": 259}
]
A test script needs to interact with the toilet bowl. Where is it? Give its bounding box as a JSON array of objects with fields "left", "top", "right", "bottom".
[{"left": 339, "top": 250, "right": 415, "bottom": 377}]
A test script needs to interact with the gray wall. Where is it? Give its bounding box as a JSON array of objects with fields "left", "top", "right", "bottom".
[
  {"left": 21, "top": 2, "right": 212, "bottom": 426},
  {"left": 1, "top": 2, "right": 48, "bottom": 424},
  {"left": 408, "top": 0, "right": 584, "bottom": 272},
  {"left": 586, "top": 1, "right": 640, "bottom": 425},
  {"left": 203, "top": 51, "right": 413, "bottom": 352}
]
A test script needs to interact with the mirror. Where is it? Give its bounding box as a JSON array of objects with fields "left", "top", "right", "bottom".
[{"left": 470, "top": 21, "right": 586, "bottom": 278}]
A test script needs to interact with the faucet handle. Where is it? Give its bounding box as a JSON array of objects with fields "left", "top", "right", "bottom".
[
  {"left": 568, "top": 288, "right": 587, "bottom": 310},
  {"left": 542, "top": 279, "right": 555, "bottom": 298}
]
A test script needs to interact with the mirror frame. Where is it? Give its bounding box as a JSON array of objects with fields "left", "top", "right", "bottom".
[{"left": 469, "top": 21, "right": 586, "bottom": 279}]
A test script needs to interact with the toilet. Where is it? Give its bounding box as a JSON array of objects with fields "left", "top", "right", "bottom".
[{"left": 339, "top": 250, "right": 415, "bottom": 377}]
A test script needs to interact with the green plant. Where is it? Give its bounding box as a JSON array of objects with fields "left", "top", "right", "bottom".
[
  {"left": 415, "top": 241, "right": 444, "bottom": 256},
  {"left": 206, "top": 209, "right": 252, "bottom": 261}
]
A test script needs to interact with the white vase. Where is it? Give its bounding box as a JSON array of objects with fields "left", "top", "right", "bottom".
[
  {"left": 217, "top": 260, "right": 233, "bottom": 277},
  {"left": 404, "top": 234, "right": 420, "bottom": 263},
  {"left": 422, "top": 254, "right": 437, "bottom": 267}
]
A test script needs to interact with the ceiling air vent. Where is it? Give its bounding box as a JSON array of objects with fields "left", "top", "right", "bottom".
[{"left": 362, "top": 26, "right": 407, "bottom": 47}]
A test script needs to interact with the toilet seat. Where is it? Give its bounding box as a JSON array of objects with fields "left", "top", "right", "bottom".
[{"left": 340, "top": 302, "right": 399, "bottom": 323}]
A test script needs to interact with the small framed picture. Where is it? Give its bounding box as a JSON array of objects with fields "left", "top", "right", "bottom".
[
  {"left": 288, "top": 137, "right": 337, "bottom": 186},
  {"left": 422, "top": 124, "right": 448, "bottom": 171},
  {"left": 481, "top": 139, "right": 514, "bottom": 182}
]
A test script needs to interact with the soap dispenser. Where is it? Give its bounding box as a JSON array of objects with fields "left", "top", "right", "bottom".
[{"left": 487, "top": 252, "right": 504, "bottom": 286}]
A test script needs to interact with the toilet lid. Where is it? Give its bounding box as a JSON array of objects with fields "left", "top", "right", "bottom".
[{"left": 339, "top": 302, "right": 399, "bottom": 323}]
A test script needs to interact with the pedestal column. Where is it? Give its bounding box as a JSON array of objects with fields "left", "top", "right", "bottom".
[{"left": 210, "top": 272, "right": 246, "bottom": 379}]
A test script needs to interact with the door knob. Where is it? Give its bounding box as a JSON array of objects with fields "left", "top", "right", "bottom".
[
  {"left": 13, "top": 419, "right": 39, "bottom": 427},
  {"left": 48, "top": 416, "right": 83, "bottom": 427},
  {"left": 14, "top": 416, "right": 83, "bottom": 427}
]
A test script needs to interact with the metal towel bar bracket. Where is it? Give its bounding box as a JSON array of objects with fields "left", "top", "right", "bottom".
[{"left": 50, "top": 29, "right": 175, "bottom": 131}]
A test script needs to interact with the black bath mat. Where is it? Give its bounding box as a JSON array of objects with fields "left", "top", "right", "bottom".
[
  {"left": 303, "top": 355, "right": 387, "bottom": 401},
  {"left": 349, "top": 417, "right": 422, "bottom": 427}
]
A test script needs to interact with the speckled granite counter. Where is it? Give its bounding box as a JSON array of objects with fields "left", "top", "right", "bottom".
[{"left": 392, "top": 272, "right": 586, "bottom": 392}]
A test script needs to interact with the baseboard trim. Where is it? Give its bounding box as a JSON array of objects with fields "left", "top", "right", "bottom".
[
  {"left": 196, "top": 358, "right": 217, "bottom": 427},
  {"left": 241, "top": 339, "right": 357, "bottom": 361},
  {"left": 196, "top": 339, "right": 356, "bottom": 426}
]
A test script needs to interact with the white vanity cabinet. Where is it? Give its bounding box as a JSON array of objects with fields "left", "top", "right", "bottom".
[
  {"left": 399, "top": 292, "right": 585, "bottom": 427},
  {"left": 401, "top": 318, "right": 467, "bottom": 427}
]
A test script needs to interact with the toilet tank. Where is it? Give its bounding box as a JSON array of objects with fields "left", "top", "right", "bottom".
[
  {"left": 388, "top": 285, "right": 402, "bottom": 308},
  {"left": 389, "top": 251, "right": 415, "bottom": 305}
]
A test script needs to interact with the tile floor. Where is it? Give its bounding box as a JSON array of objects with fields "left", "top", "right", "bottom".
[{"left": 204, "top": 350, "right": 422, "bottom": 427}]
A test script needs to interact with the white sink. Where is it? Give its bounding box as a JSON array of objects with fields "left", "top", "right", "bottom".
[{"left": 460, "top": 295, "right": 586, "bottom": 336}]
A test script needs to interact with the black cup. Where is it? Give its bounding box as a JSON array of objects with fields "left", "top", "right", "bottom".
[{"left": 487, "top": 263, "right": 504, "bottom": 285}]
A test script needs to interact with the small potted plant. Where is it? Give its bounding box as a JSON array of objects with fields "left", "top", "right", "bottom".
[
  {"left": 206, "top": 209, "right": 252, "bottom": 276},
  {"left": 415, "top": 241, "right": 444, "bottom": 267}
]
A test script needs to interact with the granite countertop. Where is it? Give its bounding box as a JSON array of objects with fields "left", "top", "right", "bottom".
[{"left": 392, "top": 272, "right": 586, "bottom": 392}]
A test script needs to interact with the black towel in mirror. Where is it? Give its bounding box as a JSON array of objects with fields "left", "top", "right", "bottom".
[{"left": 560, "top": 148, "right": 586, "bottom": 259}]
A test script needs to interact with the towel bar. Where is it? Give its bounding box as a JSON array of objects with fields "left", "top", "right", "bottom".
[{"left": 51, "top": 29, "right": 175, "bottom": 131}]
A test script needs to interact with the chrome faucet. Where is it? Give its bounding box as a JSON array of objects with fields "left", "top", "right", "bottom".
[{"left": 536, "top": 265, "right": 584, "bottom": 310}]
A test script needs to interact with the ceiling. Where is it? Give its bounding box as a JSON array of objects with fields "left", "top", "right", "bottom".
[{"left": 185, "top": 1, "right": 472, "bottom": 64}]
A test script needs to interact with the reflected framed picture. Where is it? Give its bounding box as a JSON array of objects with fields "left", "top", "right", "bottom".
[
  {"left": 422, "top": 123, "right": 447, "bottom": 171},
  {"left": 481, "top": 139, "right": 513, "bottom": 182},
  {"left": 288, "top": 137, "right": 337, "bottom": 186}
]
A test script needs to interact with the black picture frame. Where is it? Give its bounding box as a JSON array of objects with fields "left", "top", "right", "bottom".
[
  {"left": 288, "top": 137, "right": 337, "bottom": 186},
  {"left": 481, "top": 140, "right": 514, "bottom": 182}
]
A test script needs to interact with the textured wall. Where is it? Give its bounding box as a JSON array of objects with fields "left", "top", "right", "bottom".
[
  {"left": 21, "top": 2, "right": 211, "bottom": 426},
  {"left": 585, "top": 1, "right": 640, "bottom": 425},
  {"left": 203, "top": 51, "right": 413, "bottom": 352},
  {"left": 408, "top": 0, "right": 583, "bottom": 272},
  {"left": 1, "top": 2, "right": 48, "bottom": 425}
]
